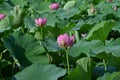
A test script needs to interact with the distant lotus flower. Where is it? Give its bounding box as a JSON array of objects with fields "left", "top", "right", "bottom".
[
  {"left": 0, "top": 14, "right": 6, "bottom": 20},
  {"left": 35, "top": 18, "right": 47, "bottom": 27},
  {"left": 57, "top": 33, "right": 75, "bottom": 48},
  {"left": 49, "top": 3, "right": 60, "bottom": 10}
]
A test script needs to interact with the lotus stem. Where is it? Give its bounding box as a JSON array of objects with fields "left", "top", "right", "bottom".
[
  {"left": 65, "top": 48, "right": 70, "bottom": 74},
  {"left": 41, "top": 27, "right": 43, "bottom": 40},
  {"left": 103, "top": 60, "right": 107, "bottom": 71}
]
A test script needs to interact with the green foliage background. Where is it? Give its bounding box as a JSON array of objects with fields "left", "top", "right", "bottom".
[{"left": 1, "top": 0, "right": 120, "bottom": 80}]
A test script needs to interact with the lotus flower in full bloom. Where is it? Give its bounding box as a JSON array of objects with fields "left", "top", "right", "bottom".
[
  {"left": 57, "top": 33, "right": 75, "bottom": 48},
  {"left": 49, "top": 3, "right": 60, "bottom": 10},
  {"left": 35, "top": 18, "right": 47, "bottom": 27},
  {"left": 0, "top": 14, "right": 6, "bottom": 20}
]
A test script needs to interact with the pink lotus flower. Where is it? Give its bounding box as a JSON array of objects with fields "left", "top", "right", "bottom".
[
  {"left": 0, "top": 14, "right": 6, "bottom": 20},
  {"left": 49, "top": 3, "right": 60, "bottom": 10},
  {"left": 57, "top": 33, "right": 75, "bottom": 48},
  {"left": 35, "top": 18, "right": 47, "bottom": 27}
]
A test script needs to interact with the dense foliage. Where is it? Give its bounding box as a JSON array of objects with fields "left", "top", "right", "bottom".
[{"left": 1, "top": 0, "right": 120, "bottom": 80}]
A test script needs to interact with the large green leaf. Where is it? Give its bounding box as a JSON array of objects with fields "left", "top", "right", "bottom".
[
  {"left": 24, "top": 16, "right": 35, "bottom": 29},
  {"left": 96, "top": 53, "right": 120, "bottom": 69},
  {"left": 11, "top": 0, "right": 27, "bottom": 7},
  {"left": 85, "top": 21, "right": 115, "bottom": 43},
  {"left": 76, "top": 57, "right": 94, "bottom": 72},
  {"left": 56, "top": 8, "right": 79, "bottom": 19},
  {"left": 14, "top": 63, "right": 66, "bottom": 80},
  {"left": 30, "top": 2, "right": 50, "bottom": 13},
  {"left": 60, "top": 22, "right": 76, "bottom": 33},
  {"left": 62, "top": 65, "right": 82, "bottom": 80},
  {"left": 112, "top": 21, "right": 120, "bottom": 32},
  {"left": 91, "top": 38, "right": 120, "bottom": 57},
  {"left": 44, "top": 38, "right": 61, "bottom": 52},
  {"left": 43, "top": 13, "right": 59, "bottom": 27},
  {"left": 63, "top": 57, "right": 95, "bottom": 80},
  {"left": 69, "top": 40, "right": 103, "bottom": 57},
  {"left": 0, "top": 17, "right": 11, "bottom": 33},
  {"left": 97, "top": 72, "right": 120, "bottom": 80},
  {"left": 91, "top": 45, "right": 120, "bottom": 57},
  {"left": 90, "top": 39, "right": 120, "bottom": 68},
  {"left": 2, "top": 32, "right": 48, "bottom": 68},
  {"left": 71, "top": 19, "right": 94, "bottom": 33},
  {"left": 63, "top": 1, "right": 76, "bottom": 10}
]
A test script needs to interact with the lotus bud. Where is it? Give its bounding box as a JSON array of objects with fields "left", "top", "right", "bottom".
[
  {"left": 35, "top": 18, "right": 47, "bottom": 27},
  {"left": 0, "top": 14, "right": 6, "bottom": 20},
  {"left": 49, "top": 3, "right": 60, "bottom": 10}
]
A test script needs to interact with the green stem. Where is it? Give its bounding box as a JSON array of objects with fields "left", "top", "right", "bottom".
[
  {"left": 0, "top": 53, "right": 2, "bottom": 79},
  {"left": 12, "top": 61, "right": 16, "bottom": 77},
  {"left": 75, "top": 31, "right": 79, "bottom": 42},
  {"left": 41, "top": 27, "right": 43, "bottom": 40},
  {"left": 103, "top": 40, "right": 107, "bottom": 71},
  {"left": 103, "top": 60, "right": 107, "bottom": 71},
  {"left": 0, "top": 53, "right": 2, "bottom": 61},
  {"left": 61, "top": 57, "right": 67, "bottom": 70},
  {"left": 65, "top": 48, "right": 70, "bottom": 74},
  {"left": 103, "top": 40, "right": 106, "bottom": 46}
]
